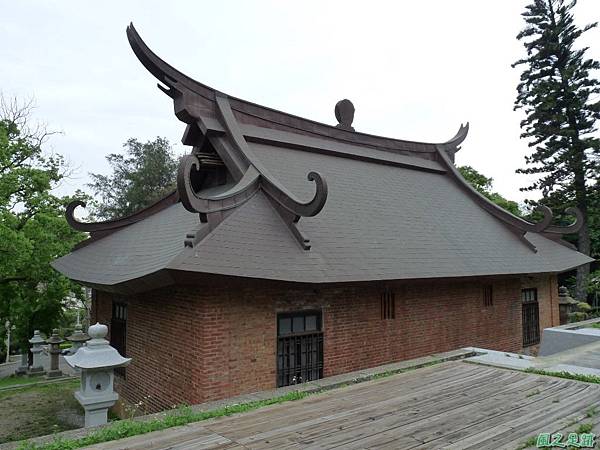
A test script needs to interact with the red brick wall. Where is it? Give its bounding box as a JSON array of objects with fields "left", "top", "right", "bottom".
[
  {"left": 93, "top": 289, "right": 201, "bottom": 412},
  {"left": 92, "top": 274, "right": 559, "bottom": 413}
]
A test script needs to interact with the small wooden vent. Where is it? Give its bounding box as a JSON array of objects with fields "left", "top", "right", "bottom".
[
  {"left": 381, "top": 289, "right": 396, "bottom": 320},
  {"left": 483, "top": 285, "right": 493, "bottom": 307}
]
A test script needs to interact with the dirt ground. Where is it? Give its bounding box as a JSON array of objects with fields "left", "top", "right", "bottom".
[{"left": 0, "top": 380, "right": 83, "bottom": 444}]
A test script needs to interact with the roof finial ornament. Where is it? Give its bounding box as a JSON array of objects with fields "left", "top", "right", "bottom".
[{"left": 335, "top": 99, "right": 355, "bottom": 131}]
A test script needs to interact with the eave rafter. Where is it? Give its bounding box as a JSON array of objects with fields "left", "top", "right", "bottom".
[{"left": 436, "top": 128, "right": 584, "bottom": 252}]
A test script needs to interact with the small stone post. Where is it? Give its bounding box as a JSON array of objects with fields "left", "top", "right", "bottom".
[
  {"left": 65, "top": 323, "right": 131, "bottom": 427},
  {"left": 15, "top": 352, "right": 28, "bottom": 376},
  {"left": 27, "top": 330, "right": 46, "bottom": 376},
  {"left": 46, "top": 329, "right": 64, "bottom": 378},
  {"left": 4, "top": 320, "right": 14, "bottom": 364},
  {"left": 66, "top": 323, "right": 90, "bottom": 355}
]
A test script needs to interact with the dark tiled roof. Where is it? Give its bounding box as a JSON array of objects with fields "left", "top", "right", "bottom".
[
  {"left": 53, "top": 142, "right": 592, "bottom": 287},
  {"left": 51, "top": 24, "right": 594, "bottom": 290}
]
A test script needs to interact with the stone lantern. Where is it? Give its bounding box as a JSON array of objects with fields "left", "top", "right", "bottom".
[
  {"left": 558, "top": 286, "right": 578, "bottom": 325},
  {"left": 46, "top": 329, "right": 64, "bottom": 378},
  {"left": 66, "top": 323, "right": 90, "bottom": 355},
  {"left": 27, "top": 330, "right": 46, "bottom": 376},
  {"left": 65, "top": 323, "right": 131, "bottom": 427}
]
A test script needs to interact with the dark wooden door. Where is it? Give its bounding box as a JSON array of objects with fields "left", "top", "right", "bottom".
[{"left": 522, "top": 289, "right": 540, "bottom": 347}]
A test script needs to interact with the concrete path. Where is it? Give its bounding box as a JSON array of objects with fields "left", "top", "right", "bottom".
[
  {"left": 466, "top": 341, "right": 600, "bottom": 377},
  {"left": 83, "top": 361, "right": 600, "bottom": 450},
  {"left": 464, "top": 347, "right": 535, "bottom": 371},
  {"left": 537, "top": 340, "right": 600, "bottom": 375}
]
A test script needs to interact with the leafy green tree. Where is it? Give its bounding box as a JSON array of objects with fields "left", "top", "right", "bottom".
[
  {"left": 513, "top": 0, "right": 600, "bottom": 300},
  {"left": 88, "top": 137, "right": 177, "bottom": 220},
  {"left": 0, "top": 96, "right": 85, "bottom": 354},
  {"left": 459, "top": 166, "right": 522, "bottom": 216}
]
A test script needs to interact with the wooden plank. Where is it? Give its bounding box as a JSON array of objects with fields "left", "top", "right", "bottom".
[
  {"left": 290, "top": 370, "right": 533, "bottom": 445},
  {"left": 84, "top": 423, "right": 230, "bottom": 450},
  {"left": 206, "top": 362, "right": 486, "bottom": 438},
  {"left": 84, "top": 363, "right": 600, "bottom": 450},
  {"left": 436, "top": 384, "right": 590, "bottom": 449},
  {"left": 412, "top": 381, "right": 592, "bottom": 449},
  {"left": 294, "top": 373, "right": 545, "bottom": 449},
  {"left": 475, "top": 384, "right": 600, "bottom": 449},
  {"left": 215, "top": 365, "right": 509, "bottom": 446},
  {"left": 406, "top": 380, "right": 584, "bottom": 443}
]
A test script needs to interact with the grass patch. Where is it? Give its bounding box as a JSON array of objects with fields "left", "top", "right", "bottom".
[
  {"left": 524, "top": 368, "right": 600, "bottom": 384},
  {"left": 0, "top": 375, "right": 45, "bottom": 389},
  {"left": 587, "top": 323, "right": 600, "bottom": 329},
  {"left": 0, "top": 380, "right": 81, "bottom": 445},
  {"left": 586, "top": 407, "right": 597, "bottom": 418},
  {"left": 16, "top": 358, "right": 447, "bottom": 450},
  {"left": 576, "top": 423, "right": 593, "bottom": 434},
  {"left": 0, "top": 380, "right": 79, "bottom": 399},
  {"left": 526, "top": 389, "right": 540, "bottom": 398}
]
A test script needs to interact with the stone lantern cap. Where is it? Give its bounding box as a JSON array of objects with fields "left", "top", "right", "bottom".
[
  {"left": 558, "top": 286, "right": 578, "bottom": 305},
  {"left": 64, "top": 323, "right": 131, "bottom": 370},
  {"left": 67, "top": 325, "right": 91, "bottom": 344},
  {"left": 46, "top": 329, "right": 64, "bottom": 345},
  {"left": 29, "top": 330, "right": 45, "bottom": 344}
]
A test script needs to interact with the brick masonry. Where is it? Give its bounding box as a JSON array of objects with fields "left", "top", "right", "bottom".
[{"left": 92, "top": 274, "right": 559, "bottom": 413}]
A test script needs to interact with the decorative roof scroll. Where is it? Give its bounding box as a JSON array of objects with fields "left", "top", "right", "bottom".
[
  {"left": 126, "top": 23, "right": 328, "bottom": 250},
  {"left": 436, "top": 128, "right": 583, "bottom": 252},
  {"left": 175, "top": 94, "right": 328, "bottom": 249}
]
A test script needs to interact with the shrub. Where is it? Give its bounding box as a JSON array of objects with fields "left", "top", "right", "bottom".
[
  {"left": 569, "top": 311, "right": 588, "bottom": 323},
  {"left": 577, "top": 302, "right": 592, "bottom": 312}
]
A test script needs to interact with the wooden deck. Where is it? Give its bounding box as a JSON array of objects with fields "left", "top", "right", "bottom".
[{"left": 87, "top": 361, "right": 600, "bottom": 450}]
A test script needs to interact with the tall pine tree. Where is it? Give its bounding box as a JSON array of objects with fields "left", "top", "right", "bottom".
[{"left": 513, "top": 0, "right": 600, "bottom": 300}]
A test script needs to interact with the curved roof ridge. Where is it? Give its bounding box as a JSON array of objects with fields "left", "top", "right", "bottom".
[
  {"left": 66, "top": 190, "right": 179, "bottom": 245},
  {"left": 435, "top": 145, "right": 584, "bottom": 242},
  {"left": 126, "top": 23, "right": 467, "bottom": 154}
]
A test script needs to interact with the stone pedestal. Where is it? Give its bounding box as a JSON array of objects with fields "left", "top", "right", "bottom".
[
  {"left": 65, "top": 323, "right": 131, "bottom": 428},
  {"left": 27, "top": 330, "right": 46, "bottom": 377},
  {"left": 76, "top": 390, "right": 119, "bottom": 427},
  {"left": 14, "top": 353, "right": 28, "bottom": 376},
  {"left": 46, "top": 329, "right": 64, "bottom": 378}
]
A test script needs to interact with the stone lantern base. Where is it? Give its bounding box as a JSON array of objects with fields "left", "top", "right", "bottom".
[
  {"left": 75, "top": 391, "right": 119, "bottom": 427},
  {"left": 46, "top": 368, "right": 64, "bottom": 379},
  {"left": 27, "top": 366, "right": 46, "bottom": 377}
]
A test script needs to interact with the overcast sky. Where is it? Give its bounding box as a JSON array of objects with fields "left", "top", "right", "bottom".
[{"left": 2, "top": 0, "right": 600, "bottom": 205}]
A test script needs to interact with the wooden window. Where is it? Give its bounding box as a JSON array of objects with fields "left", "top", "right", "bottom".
[
  {"left": 381, "top": 289, "right": 395, "bottom": 320},
  {"left": 277, "top": 311, "right": 323, "bottom": 387},
  {"left": 111, "top": 301, "right": 127, "bottom": 378},
  {"left": 483, "top": 285, "right": 493, "bottom": 307},
  {"left": 522, "top": 288, "right": 538, "bottom": 304}
]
